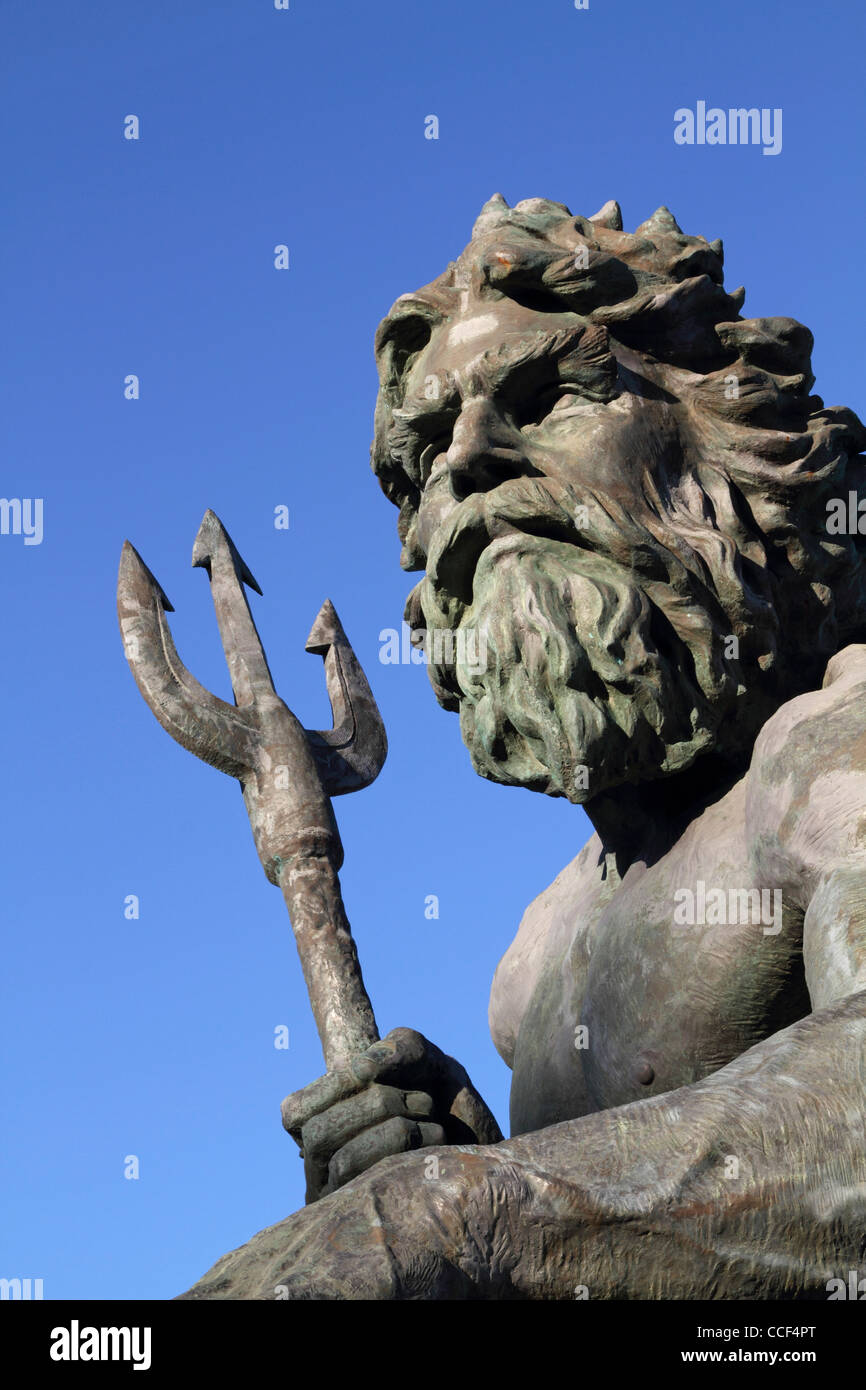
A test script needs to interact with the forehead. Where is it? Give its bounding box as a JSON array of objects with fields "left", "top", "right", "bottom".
[{"left": 417, "top": 298, "right": 580, "bottom": 379}]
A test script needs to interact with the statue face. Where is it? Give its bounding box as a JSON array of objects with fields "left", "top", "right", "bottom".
[
  {"left": 373, "top": 198, "right": 866, "bottom": 805},
  {"left": 404, "top": 297, "right": 681, "bottom": 591},
  {"left": 395, "top": 292, "right": 707, "bottom": 803}
]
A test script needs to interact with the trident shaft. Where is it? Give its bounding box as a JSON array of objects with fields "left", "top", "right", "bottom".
[{"left": 117, "top": 509, "right": 386, "bottom": 1071}]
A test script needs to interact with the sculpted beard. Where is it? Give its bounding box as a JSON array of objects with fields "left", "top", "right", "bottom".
[{"left": 416, "top": 485, "right": 730, "bottom": 803}]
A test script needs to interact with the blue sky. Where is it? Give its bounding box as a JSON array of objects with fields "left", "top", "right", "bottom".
[{"left": 3, "top": 0, "right": 863, "bottom": 1300}]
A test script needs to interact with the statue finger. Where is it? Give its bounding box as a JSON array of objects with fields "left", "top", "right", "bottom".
[
  {"left": 302, "top": 1084, "right": 434, "bottom": 1171},
  {"left": 280, "top": 1050, "right": 389, "bottom": 1139},
  {"left": 362, "top": 1030, "right": 489, "bottom": 1127},
  {"left": 357, "top": 1027, "right": 451, "bottom": 1088},
  {"left": 445, "top": 1082, "right": 504, "bottom": 1145},
  {"left": 326, "top": 1116, "right": 446, "bottom": 1195}
]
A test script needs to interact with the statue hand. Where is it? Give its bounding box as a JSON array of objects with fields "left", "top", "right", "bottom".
[{"left": 280, "top": 1027, "right": 503, "bottom": 1203}]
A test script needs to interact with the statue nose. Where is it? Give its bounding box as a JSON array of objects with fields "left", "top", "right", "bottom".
[{"left": 445, "top": 397, "right": 530, "bottom": 502}]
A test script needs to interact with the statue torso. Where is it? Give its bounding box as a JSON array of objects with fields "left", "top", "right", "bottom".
[
  {"left": 493, "top": 645, "right": 866, "bottom": 1138},
  {"left": 504, "top": 774, "right": 811, "bottom": 1135}
]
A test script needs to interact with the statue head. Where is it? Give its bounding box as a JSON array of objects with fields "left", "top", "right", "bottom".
[{"left": 371, "top": 194, "right": 866, "bottom": 804}]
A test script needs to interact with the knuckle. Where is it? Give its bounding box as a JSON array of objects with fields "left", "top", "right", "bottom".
[
  {"left": 388, "top": 1026, "right": 426, "bottom": 1048},
  {"left": 384, "top": 1027, "right": 429, "bottom": 1067},
  {"left": 303, "top": 1084, "right": 407, "bottom": 1158},
  {"left": 281, "top": 1066, "right": 360, "bottom": 1133},
  {"left": 416, "top": 1121, "right": 446, "bottom": 1147},
  {"left": 350, "top": 1054, "right": 378, "bottom": 1083},
  {"left": 328, "top": 1115, "right": 417, "bottom": 1190},
  {"left": 403, "top": 1089, "right": 435, "bottom": 1118}
]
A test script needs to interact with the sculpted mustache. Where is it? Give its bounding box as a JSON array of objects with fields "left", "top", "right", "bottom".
[
  {"left": 417, "top": 466, "right": 749, "bottom": 657},
  {"left": 424, "top": 475, "right": 590, "bottom": 610}
]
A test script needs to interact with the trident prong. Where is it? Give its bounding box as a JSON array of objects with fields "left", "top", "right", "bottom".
[
  {"left": 117, "top": 511, "right": 386, "bottom": 1071},
  {"left": 304, "top": 598, "right": 389, "bottom": 796},
  {"left": 117, "top": 540, "right": 258, "bottom": 778},
  {"left": 191, "top": 508, "right": 272, "bottom": 710}
]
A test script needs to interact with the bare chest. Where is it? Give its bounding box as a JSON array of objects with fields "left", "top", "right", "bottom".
[{"left": 508, "top": 799, "right": 809, "bottom": 1135}]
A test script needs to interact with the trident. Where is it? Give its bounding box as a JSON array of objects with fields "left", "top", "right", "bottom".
[{"left": 117, "top": 509, "right": 385, "bottom": 1072}]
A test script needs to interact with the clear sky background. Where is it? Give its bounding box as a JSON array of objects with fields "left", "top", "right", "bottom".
[{"left": 3, "top": 0, "right": 863, "bottom": 1300}]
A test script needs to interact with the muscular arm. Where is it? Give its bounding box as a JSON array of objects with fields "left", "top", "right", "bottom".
[{"left": 182, "top": 985, "right": 866, "bottom": 1298}]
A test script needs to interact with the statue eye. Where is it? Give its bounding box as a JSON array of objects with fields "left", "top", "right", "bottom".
[
  {"left": 521, "top": 384, "right": 583, "bottom": 426},
  {"left": 546, "top": 389, "right": 584, "bottom": 415},
  {"left": 418, "top": 434, "right": 452, "bottom": 486}
]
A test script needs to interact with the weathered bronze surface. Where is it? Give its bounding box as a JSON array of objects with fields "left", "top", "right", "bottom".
[
  {"left": 178, "top": 198, "right": 866, "bottom": 1299},
  {"left": 118, "top": 510, "right": 386, "bottom": 1072}
]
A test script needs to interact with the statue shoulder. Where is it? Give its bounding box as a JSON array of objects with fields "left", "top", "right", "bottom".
[
  {"left": 747, "top": 644, "right": 866, "bottom": 899},
  {"left": 751, "top": 644, "right": 866, "bottom": 773},
  {"left": 488, "top": 832, "right": 605, "bottom": 1069}
]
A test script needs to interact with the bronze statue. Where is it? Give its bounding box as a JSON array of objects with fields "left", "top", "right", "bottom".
[{"left": 177, "top": 195, "right": 866, "bottom": 1299}]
